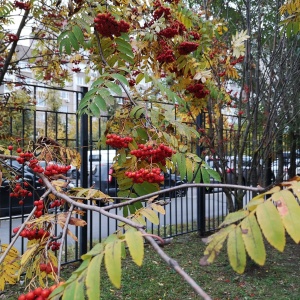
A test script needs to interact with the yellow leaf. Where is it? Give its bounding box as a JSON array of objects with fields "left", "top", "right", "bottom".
[
  {"left": 231, "top": 30, "right": 250, "bottom": 57},
  {"left": 125, "top": 229, "right": 144, "bottom": 266},
  {"left": 140, "top": 208, "right": 159, "bottom": 225},
  {"left": 272, "top": 190, "right": 300, "bottom": 243},
  {"left": 202, "top": 224, "right": 235, "bottom": 264},
  {"left": 256, "top": 200, "right": 286, "bottom": 252},
  {"left": 105, "top": 239, "right": 122, "bottom": 288},
  {"left": 86, "top": 253, "right": 103, "bottom": 300},
  {"left": 0, "top": 245, "right": 20, "bottom": 291},
  {"left": 150, "top": 203, "right": 166, "bottom": 215},
  {"left": 21, "top": 244, "right": 39, "bottom": 266},
  {"left": 219, "top": 210, "right": 249, "bottom": 227},
  {"left": 241, "top": 214, "right": 266, "bottom": 265},
  {"left": 227, "top": 226, "right": 246, "bottom": 274},
  {"left": 245, "top": 196, "right": 264, "bottom": 211}
]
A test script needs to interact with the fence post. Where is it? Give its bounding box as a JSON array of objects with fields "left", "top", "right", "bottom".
[
  {"left": 80, "top": 86, "right": 88, "bottom": 256},
  {"left": 196, "top": 113, "right": 206, "bottom": 235}
]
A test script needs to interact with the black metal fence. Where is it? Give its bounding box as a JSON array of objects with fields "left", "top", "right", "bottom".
[{"left": 0, "top": 84, "right": 297, "bottom": 264}]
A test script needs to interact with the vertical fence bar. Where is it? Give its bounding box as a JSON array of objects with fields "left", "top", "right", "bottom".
[
  {"left": 196, "top": 113, "right": 206, "bottom": 235},
  {"left": 80, "top": 87, "right": 88, "bottom": 256}
]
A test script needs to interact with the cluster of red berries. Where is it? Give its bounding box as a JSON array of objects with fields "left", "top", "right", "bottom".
[
  {"left": 189, "top": 31, "right": 201, "bottom": 40},
  {"left": 125, "top": 167, "right": 164, "bottom": 183},
  {"left": 48, "top": 241, "right": 61, "bottom": 251},
  {"left": 49, "top": 199, "right": 62, "bottom": 209},
  {"left": 153, "top": 6, "right": 171, "bottom": 20},
  {"left": 130, "top": 143, "right": 175, "bottom": 164},
  {"left": 178, "top": 41, "right": 199, "bottom": 55},
  {"left": 158, "top": 21, "right": 186, "bottom": 38},
  {"left": 106, "top": 134, "right": 133, "bottom": 148},
  {"left": 34, "top": 199, "right": 44, "bottom": 218},
  {"left": 28, "top": 159, "right": 45, "bottom": 173},
  {"left": 44, "top": 163, "right": 71, "bottom": 177},
  {"left": 15, "top": 150, "right": 34, "bottom": 164},
  {"left": 14, "top": 1, "right": 31, "bottom": 10},
  {"left": 157, "top": 41, "right": 175, "bottom": 64},
  {"left": 14, "top": 226, "right": 50, "bottom": 240},
  {"left": 39, "top": 262, "right": 58, "bottom": 274},
  {"left": 94, "top": 13, "right": 130, "bottom": 38},
  {"left": 71, "top": 67, "right": 81, "bottom": 73},
  {"left": 129, "top": 79, "right": 136, "bottom": 86},
  {"left": 17, "top": 284, "right": 59, "bottom": 300},
  {"left": 7, "top": 33, "right": 19, "bottom": 42},
  {"left": 10, "top": 182, "right": 32, "bottom": 202},
  {"left": 186, "top": 83, "right": 210, "bottom": 99}
]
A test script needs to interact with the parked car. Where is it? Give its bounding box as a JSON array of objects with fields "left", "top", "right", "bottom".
[{"left": 89, "top": 164, "right": 187, "bottom": 200}]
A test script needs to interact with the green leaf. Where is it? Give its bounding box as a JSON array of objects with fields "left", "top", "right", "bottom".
[
  {"left": 60, "top": 38, "right": 71, "bottom": 55},
  {"left": 115, "top": 37, "right": 132, "bottom": 50},
  {"left": 240, "top": 214, "right": 266, "bottom": 265},
  {"left": 227, "top": 226, "right": 246, "bottom": 274},
  {"left": 89, "top": 102, "right": 100, "bottom": 117},
  {"left": 81, "top": 243, "right": 104, "bottom": 260},
  {"left": 205, "top": 167, "right": 221, "bottom": 182},
  {"left": 119, "top": 53, "right": 135, "bottom": 64},
  {"left": 95, "top": 94, "right": 107, "bottom": 111},
  {"left": 68, "top": 31, "right": 80, "bottom": 51},
  {"left": 73, "top": 258, "right": 90, "bottom": 274},
  {"left": 177, "top": 153, "right": 187, "bottom": 179},
  {"left": 105, "top": 239, "right": 122, "bottom": 288},
  {"left": 186, "top": 157, "right": 194, "bottom": 182},
  {"left": 130, "top": 105, "right": 145, "bottom": 118},
  {"left": 201, "top": 167, "right": 210, "bottom": 184},
  {"left": 116, "top": 44, "right": 134, "bottom": 58},
  {"left": 272, "top": 190, "right": 300, "bottom": 243},
  {"left": 111, "top": 73, "right": 129, "bottom": 86},
  {"left": 125, "top": 229, "right": 144, "bottom": 266},
  {"left": 256, "top": 200, "right": 286, "bottom": 252},
  {"left": 133, "top": 181, "right": 159, "bottom": 196},
  {"left": 105, "top": 81, "right": 123, "bottom": 96},
  {"left": 135, "top": 73, "right": 145, "bottom": 84},
  {"left": 140, "top": 207, "right": 159, "bottom": 225},
  {"left": 91, "top": 77, "right": 105, "bottom": 89},
  {"left": 86, "top": 252, "right": 104, "bottom": 300},
  {"left": 220, "top": 210, "right": 249, "bottom": 227},
  {"left": 58, "top": 30, "right": 70, "bottom": 43},
  {"left": 72, "top": 25, "right": 85, "bottom": 45},
  {"left": 62, "top": 270, "right": 87, "bottom": 300}
]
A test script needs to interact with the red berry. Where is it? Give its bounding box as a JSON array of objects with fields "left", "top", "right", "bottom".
[
  {"left": 8, "top": 145, "right": 13, "bottom": 150},
  {"left": 41, "top": 288, "right": 51, "bottom": 298},
  {"left": 18, "top": 294, "right": 26, "bottom": 300},
  {"left": 17, "top": 147, "right": 22, "bottom": 153},
  {"left": 18, "top": 200, "right": 24, "bottom": 205},
  {"left": 25, "top": 291, "right": 35, "bottom": 300},
  {"left": 34, "top": 287, "right": 43, "bottom": 296}
]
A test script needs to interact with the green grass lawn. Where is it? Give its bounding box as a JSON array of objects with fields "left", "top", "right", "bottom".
[{"left": 3, "top": 232, "right": 300, "bottom": 299}]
